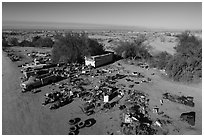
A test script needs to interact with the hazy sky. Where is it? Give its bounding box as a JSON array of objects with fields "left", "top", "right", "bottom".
[{"left": 2, "top": 2, "right": 202, "bottom": 30}]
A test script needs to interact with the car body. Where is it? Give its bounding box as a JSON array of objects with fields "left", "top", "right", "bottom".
[{"left": 21, "top": 74, "right": 58, "bottom": 92}]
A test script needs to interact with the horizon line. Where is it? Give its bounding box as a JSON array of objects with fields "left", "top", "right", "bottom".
[{"left": 2, "top": 20, "right": 201, "bottom": 31}]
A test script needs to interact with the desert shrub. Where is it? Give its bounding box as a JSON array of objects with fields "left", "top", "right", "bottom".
[
  {"left": 51, "top": 32, "right": 105, "bottom": 63},
  {"left": 114, "top": 34, "right": 151, "bottom": 60},
  {"left": 175, "top": 31, "right": 201, "bottom": 57},
  {"left": 7, "top": 37, "right": 19, "bottom": 46},
  {"left": 2, "top": 37, "right": 9, "bottom": 47},
  {"left": 19, "top": 40, "right": 33, "bottom": 47},
  {"left": 32, "top": 37, "right": 54, "bottom": 47},
  {"left": 136, "top": 31, "right": 201, "bottom": 82},
  {"left": 32, "top": 36, "right": 41, "bottom": 43},
  {"left": 149, "top": 51, "right": 173, "bottom": 69},
  {"left": 165, "top": 31, "right": 202, "bottom": 82},
  {"left": 87, "top": 38, "right": 105, "bottom": 56}
]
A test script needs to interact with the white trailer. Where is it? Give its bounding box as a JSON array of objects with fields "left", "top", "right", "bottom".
[{"left": 85, "top": 52, "right": 113, "bottom": 68}]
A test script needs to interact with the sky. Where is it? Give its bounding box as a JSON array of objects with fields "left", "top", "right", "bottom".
[{"left": 2, "top": 2, "right": 202, "bottom": 30}]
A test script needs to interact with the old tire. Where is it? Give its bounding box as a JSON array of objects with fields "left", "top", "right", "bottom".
[
  {"left": 69, "top": 118, "right": 81, "bottom": 125},
  {"left": 77, "top": 121, "right": 85, "bottom": 128},
  {"left": 69, "top": 126, "right": 78, "bottom": 132},
  {"left": 85, "top": 120, "right": 92, "bottom": 127},
  {"left": 68, "top": 131, "right": 75, "bottom": 135}
]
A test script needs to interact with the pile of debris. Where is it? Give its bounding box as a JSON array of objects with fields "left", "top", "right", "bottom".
[
  {"left": 40, "top": 68, "right": 127, "bottom": 113},
  {"left": 20, "top": 62, "right": 94, "bottom": 92},
  {"left": 42, "top": 90, "right": 73, "bottom": 110},
  {"left": 27, "top": 51, "right": 50, "bottom": 59},
  {"left": 4, "top": 49, "right": 21, "bottom": 62},
  {"left": 163, "top": 92, "right": 194, "bottom": 107},
  {"left": 180, "top": 111, "right": 196, "bottom": 126},
  {"left": 120, "top": 90, "right": 157, "bottom": 135}
]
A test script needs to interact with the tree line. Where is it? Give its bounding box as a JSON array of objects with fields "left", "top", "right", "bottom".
[{"left": 2, "top": 36, "right": 54, "bottom": 47}]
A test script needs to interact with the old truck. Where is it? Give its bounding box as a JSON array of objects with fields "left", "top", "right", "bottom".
[
  {"left": 23, "top": 69, "right": 51, "bottom": 79},
  {"left": 21, "top": 74, "right": 59, "bottom": 92}
]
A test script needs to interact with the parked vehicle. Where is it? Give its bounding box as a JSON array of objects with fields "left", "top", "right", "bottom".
[
  {"left": 23, "top": 69, "right": 51, "bottom": 79},
  {"left": 22, "top": 62, "right": 47, "bottom": 70},
  {"left": 21, "top": 74, "right": 59, "bottom": 92}
]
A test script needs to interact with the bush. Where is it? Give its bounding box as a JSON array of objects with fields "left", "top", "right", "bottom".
[
  {"left": 165, "top": 31, "right": 202, "bottom": 82},
  {"left": 2, "top": 37, "right": 9, "bottom": 47},
  {"left": 51, "top": 32, "right": 105, "bottom": 64},
  {"left": 114, "top": 35, "right": 151, "bottom": 60},
  {"left": 87, "top": 39, "right": 105, "bottom": 56},
  {"left": 149, "top": 51, "right": 173, "bottom": 69},
  {"left": 32, "top": 37, "right": 54, "bottom": 47},
  {"left": 8, "top": 37, "right": 19, "bottom": 46},
  {"left": 130, "top": 31, "right": 201, "bottom": 82},
  {"left": 19, "top": 40, "right": 33, "bottom": 47}
]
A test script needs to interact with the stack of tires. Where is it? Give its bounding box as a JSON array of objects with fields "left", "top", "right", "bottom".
[{"left": 68, "top": 118, "right": 96, "bottom": 135}]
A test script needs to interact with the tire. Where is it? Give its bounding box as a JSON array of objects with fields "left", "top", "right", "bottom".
[
  {"left": 85, "top": 120, "right": 92, "bottom": 127},
  {"left": 69, "top": 126, "right": 78, "bottom": 132},
  {"left": 69, "top": 119, "right": 76, "bottom": 125},
  {"left": 69, "top": 118, "right": 81, "bottom": 125},
  {"left": 68, "top": 131, "right": 75, "bottom": 135},
  {"left": 77, "top": 121, "right": 85, "bottom": 129}
]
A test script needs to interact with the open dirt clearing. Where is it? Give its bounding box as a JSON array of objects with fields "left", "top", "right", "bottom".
[{"left": 146, "top": 36, "right": 177, "bottom": 55}]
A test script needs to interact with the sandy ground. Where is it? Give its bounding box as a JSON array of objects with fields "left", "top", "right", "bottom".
[
  {"left": 2, "top": 47, "right": 202, "bottom": 135},
  {"left": 2, "top": 50, "right": 72, "bottom": 135},
  {"left": 146, "top": 36, "right": 177, "bottom": 55}
]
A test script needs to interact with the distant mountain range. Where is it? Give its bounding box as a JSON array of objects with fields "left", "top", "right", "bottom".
[{"left": 2, "top": 21, "right": 198, "bottom": 32}]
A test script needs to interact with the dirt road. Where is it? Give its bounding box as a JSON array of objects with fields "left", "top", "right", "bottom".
[{"left": 2, "top": 52, "right": 69, "bottom": 135}]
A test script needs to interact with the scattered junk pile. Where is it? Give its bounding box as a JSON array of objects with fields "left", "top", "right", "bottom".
[
  {"left": 137, "top": 62, "right": 149, "bottom": 69},
  {"left": 42, "top": 90, "right": 74, "bottom": 110},
  {"left": 27, "top": 51, "right": 51, "bottom": 63},
  {"left": 120, "top": 90, "right": 158, "bottom": 135},
  {"left": 162, "top": 92, "right": 195, "bottom": 107},
  {"left": 3, "top": 49, "right": 21, "bottom": 61},
  {"left": 16, "top": 50, "right": 196, "bottom": 134},
  {"left": 20, "top": 62, "right": 93, "bottom": 92},
  {"left": 162, "top": 92, "right": 196, "bottom": 127}
]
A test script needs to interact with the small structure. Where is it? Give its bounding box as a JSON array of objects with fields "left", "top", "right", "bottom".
[{"left": 85, "top": 52, "right": 113, "bottom": 68}]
